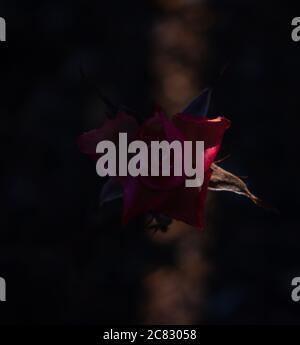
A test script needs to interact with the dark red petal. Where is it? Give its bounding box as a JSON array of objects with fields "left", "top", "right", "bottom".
[
  {"left": 173, "top": 114, "right": 230, "bottom": 147},
  {"left": 158, "top": 170, "right": 212, "bottom": 229},
  {"left": 119, "top": 176, "right": 171, "bottom": 225},
  {"left": 172, "top": 115, "right": 230, "bottom": 170},
  {"left": 138, "top": 108, "right": 186, "bottom": 190},
  {"left": 120, "top": 169, "right": 212, "bottom": 230},
  {"left": 138, "top": 107, "right": 185, "bottom": 143},
  {"left": 78, "top": 112, "right": 139, "bottom": 160}
]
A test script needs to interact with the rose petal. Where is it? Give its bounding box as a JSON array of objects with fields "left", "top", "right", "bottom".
[
  {"left": 138, "top": 108, "right": 186, "bottom": 190},
  {"left": 121, "top": 170, "right": 212, "bottom": 229},
  {"left": 173, "top": 115, "right": 230, "bottom": 170},
  {"left": 78, "top": 111, "right": 139, "bottom": 160},
  {"left": 120, "top": 176, "right": 170, "bottom": 224}
]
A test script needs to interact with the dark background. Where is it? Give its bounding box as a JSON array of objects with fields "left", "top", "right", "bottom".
[{"left": 0, "top": 0, "right": 300, "bottom": 324}]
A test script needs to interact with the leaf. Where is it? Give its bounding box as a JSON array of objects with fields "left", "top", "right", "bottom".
[
  {"left": 100, "top": 177, "right": 123, "bottom": 206},
  {"left": 181, "top": 88, "right": 212, "bottom": 118},
  {"left": 209, "top": 163, "right": 275, "bottom": 211}
]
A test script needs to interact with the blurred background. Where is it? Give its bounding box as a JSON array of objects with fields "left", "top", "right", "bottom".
[{"left": 0, "top": 0, "right": 300, "bottom": 324}]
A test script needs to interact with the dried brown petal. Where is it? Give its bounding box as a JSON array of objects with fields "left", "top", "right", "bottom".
[{"left": 209, "top": 163, "right": 276, "bottom": 211}]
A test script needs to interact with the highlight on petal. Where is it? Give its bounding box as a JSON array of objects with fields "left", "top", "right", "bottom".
[{"left": 172, "top": 115, "right": 230, "bottom": 147}]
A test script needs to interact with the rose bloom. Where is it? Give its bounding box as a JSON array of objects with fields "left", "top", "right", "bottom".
[{"left": 78, "top": 108, "right": 230, "bottom": 229}]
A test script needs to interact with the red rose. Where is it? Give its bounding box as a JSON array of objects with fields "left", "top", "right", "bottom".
[{"left": 78, "top": 107, "right": 230, "bottom": 229}]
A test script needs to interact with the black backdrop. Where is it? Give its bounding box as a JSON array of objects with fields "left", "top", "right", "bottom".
[{"left": 0, "top": 0, "right": 300, "bottom": 324}]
